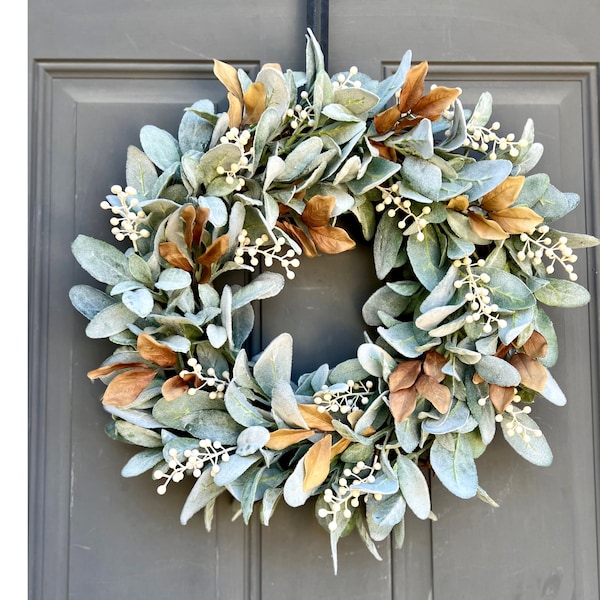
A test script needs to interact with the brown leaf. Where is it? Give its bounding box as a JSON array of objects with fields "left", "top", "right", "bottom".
[
  {"left": 180, "top": 204, "right": 197, "bottom": 249},
  {"left": 489, "top": 207, "right": 544, "bottom": 235},
  {"left": 102, "top": 368, "right": 156, "bottom": 407},
  {"left": 301, "top": 195, "right": 336, "bottom": 228},
  {"left": 415, "top": 374, "right": 451, "bottom": 414},
  {"left": 521, "top": 330, "right": 548, "bottom": 359},
  {"left": 447, "top": 195, "right": 469, "bottom": 211},
  {"left": 159, "top": 242, "right": 193, "bottom": 271},
  {"left": 481, "top": 176, "right": 525, "bottom": 212},
  {"left": 197, "top": 234, "right": 229, "bottom": 278},
  {"left": 472, "top": 372, "right": 484, "bottom": 385},
  {"left": 297, "top": 404, "right": 335, "bottom": 431},
  {"left": 389, "top": 360, "right": 422, "bottom": 391},
  {"left": 227, "top": 92, "right": 243, "bottom": 130},
  {"left": 468, "top": 212, "right": 509, "bottom": 240},
  {"left": 370, "top": 140, "right": 397, "bottom": 162},
  {"left": 489, "top": 384, "right": 515, "bottom": 413},
  {"left": 423, "top": 350, "right": 446, "bottom": 383},
  {"left": 373, "top": 104, "right": 402, "bottom": 135},
  {"left": 193, "top": 206, "right": 210, "bottom": 247},
  {"left": 309, "top": 225, "right": 356, "bottom": 255},
  {"left": 303, "top": 434, "right": 332, "bottom": 492},
  {"left": 509, "top": 354, "right": 548, "bottom": 393},
  {"left": 330, "top": 437, "right": 352, "bottom": 458},
  {"left": 411, "top": 86, "right": 461, "bottom": 121},
  {"left": 265, "top": 428, "right": 316, "bottom": 450},
  {"left": 278, "top": 220, "right": 318, "bottom": 258},
  {"left": 389, "top": 386, "right": 417, "bottom": 423},
  {"left": 213, "top": 59, "right": 243, "bottom": 100},
  {"left": 161, "top": 375, "right": 190, "bottom": 401},
  {"left": 243, "top": 81, "right": 267, "bottom": 125},
  {"left": 398, "top": 61, "right": 428, "bottom": 114},
  {"left": 137, "top": 333, "right": 178, "bottom": 368},
  {"left": 87, "top": 362, "right": 147, "bottom": 380}
]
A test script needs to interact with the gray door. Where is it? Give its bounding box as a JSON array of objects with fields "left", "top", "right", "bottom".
[{"left": 29, "top": 2, "right": 599, "bottom": 599}]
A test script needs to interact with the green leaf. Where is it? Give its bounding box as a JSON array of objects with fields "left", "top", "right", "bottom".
[
  {"left": 180, "top": 469, "right": 225, "bottom": 525},
  {"left": 357, "top": 343, "right": 397, "bottom": 378},
  {"left": 430, "top": 435, "right": 478, "bottom": 499},
  {"left": 121, "top": 448, "right": 164, "bottom": 478},
  {"left": 139, "top": 125, "right": 180, "bottom": 171},
  {"left": 475, "top": 355, "right": 521, "bottom": 387},
  {"left": 85, "top": 302, "right": 137, "bottom": 339},
  {"left": 253, "top": 333, "right": 293, "bottom": 397},
  {"left": 395, "top": 455, "right": 431, "bottom": 519},
  {"left": 236, "top": 426, "right": 271, "bottom": 456},
  {"left": 69, "top": 284, "right": 114, "bottom": 320},
  {"left": 276, "top": 137, "right": 323, "bottom": 182},
  {"left": 224, "top": 381, "right": 273, "bottom": 428},
  {"left": 407, "top": 228, "right": 445, "bottom": 292},
  {"left": 501, "top": 414, "right": 553, "bottom": 466},
  {"left": 534, "top": 278, "right": 591, "bottom": 307},
  {"left": 373, "top": 213, "right": 404, "bottom": 280},
  {"left": 155, "top": 268, "right": 192, "bottom": 291},
  {"left": 122, "top": 288, "right": 154, "bottom": 318},
  {"left": 401, "top": 155, "right": 442, "bottom": 200},
  {"left": 72, "top": 235, "right": 130, "bottom": 285},
  {"left": 362, "top": 285, "right": 411, "bottom": 326},
  {"left": 457, "top": 159, "right": 513, "bottom": 200},
  {"left": 377, "top": 322, "right": 425, "bottom": 359},
  {"left": 126, "top": 146, "right": 158, "bottom": 197},
  {"left": 472, "top": 267, "right": 536, "bottom": 311},
  {"left": 114, "top": 421, "right": 162, "bottom": 448},
  {"left": 346, "top": 157, "right": 401, "bottom": 195},
  {"left": 231, "top": 272, "right": 285, "bottom": 310},
  {"left": 178, "top": 99, "right": 214, "bottom": 155},
  {"left": 366, "top": 493, "right": 406, "bottom": 541}
]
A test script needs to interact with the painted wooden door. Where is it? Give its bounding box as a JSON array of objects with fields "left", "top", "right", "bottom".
[{"left": 29, "top": 1, "right": 599, "bottom": 598}]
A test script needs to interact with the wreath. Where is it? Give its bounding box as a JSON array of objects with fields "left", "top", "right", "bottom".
[{"left": 70, "top": 30, "right": 598, "bottom": 571}]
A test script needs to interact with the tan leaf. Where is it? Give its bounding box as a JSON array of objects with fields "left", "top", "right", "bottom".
[
  {"left": 481, "top": 176, "right": 525, "bottom": 212},
  {"left": 415, "top": 374, "right": 451, "bottom": 414},
  {"left": 161, "top": 375, "right": 190, "bottom": 401},
  {"left": 180, "top": 204, "right": 197, "bottom": 249},
  {"left": 509, "top": 353, "right": 548, "bottom": 393},
  {"left": 411, "top": 86, "right": 461, "bottom": 121},
  {"left": 468, "top": 212, "right": 509, "bottom": 240},
  {"left": 398, "top": 61, "right": 428, "bottom": 114},
  {"left": 388, "top": 360, "right": 422, "bottom": 391},
  {"left": 137, "top": 333, "right": 177, "bottom": 367},
  {"left": 309, "top": 225, "right": 356, "bottom": 255},
  {"left": 330, "top": 437, "right": 352, "bottom": 458},
  {"left": 389, "top": 386, "right": 417, "bottom": 423},
  {"left": 227, "top": 92, "right": 243, "bottom": 130},
  {"left": 472, "top": 372, "right": 484, "bottom": 385},
  {"left": 370, "top": 140, "right": 397, "bottom": 162},
  {"left": 301, "top": 195, "right": 336, "bottom": 228},
  {"left": 489, "top": 207, "right": 544, "bottom": 235},
  {"left": 278, "top": 220, "right": 318, "bottom": 257},
  {"left": 213, "top": 59, "right": 243, "bottom": 100},
  {"left": 198, "top": 234, "right": 229, "bottom": 268},
  {"left": 489, "top": 384, "right": 515, "bottom": 413},
  {"left": 159, "top": 242, "right": 193, "bottom": 271},
  {"left": 521, "top": 330, "right": 548, "bottom": 359},
  {"left": 265, "top": 428, "right": 316, "bottom": 450},
  {"left": 87, "top": 362, "right": 147, "bottom": 380},
  {"left": 373, "top": 104, "right": 402, "bottom": 135},
  {"left": 447, "top": 195, "right": 469, "bottom": 211},
  {"left": 243, "top": 81, "right": 267, "bottom": 125},
  {"left": 193, "top": 206, "right": 210, "bottom": 247},
  {"left": 303, "top": 434, "right": 332, "bottom": 492},
  {"left": 102, "top": 368, "right": 156, "bottom": 407},
  {"left": 297, "top": 404, "right": 335, "bottom": 431},
  {"left": 423, "top": 350, "right": 446, "bottom": 383}
]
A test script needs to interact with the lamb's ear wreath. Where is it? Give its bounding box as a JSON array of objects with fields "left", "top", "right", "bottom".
[{"left": 70, "top": 29, "right": 598, "bottom": 571}]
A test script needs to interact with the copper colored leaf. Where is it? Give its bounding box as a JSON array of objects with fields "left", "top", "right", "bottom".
[
  {"left": 489, "top": 207, "right": 544, "bottom": 235},
  {"left": 193, "top": 206, "right": 210, "bottom": 247},
  {"left": 373, "top": 104, "right": 402, "bottom": 135},
  {"left": 213, "top": 59, "right": 243, "bottom": 100},
  {"left": 330, "top": 437, "right": 352, "bottom": 458},
  {"left": 87, "top": 362, "right": 146, "bottom": 380},
  {"left": 102, "top": 368, "right": 156, "bottom": 407},
  {"left": 265, "top": 428, "right": 316, "bottom": 450},
  {"left": 411, "top": 86, "right": 461, "bottom": 121},
  {"left": 468, "top": 212, "right": 509, "bottom": 240},
  {"left": 243, "top": 81, "right": 267, "bottom": 125},
  {"left": 370, "top": 141, "right": 397, "bottom": 162},
  {"left": 481, "top": 176, "right": 525, "bottom": 212},
  {"left": 297, "top": 404, "right": 335, "bottom": 431},
  {"left": 423, "top": 350, "right": 446, "bottom": 383},
  {"left": 398, "top": 61, "right": 428, "bottom": 114},
  {"left": 389, "top": 360, "right": 422, "bottom": 391},
  {"left": 415, "top": 374, "right": 451, "bottom": 414},
  {"left": 278, "top": 220, "right": 318, "bottom": 257},
  {"left": 309, "top": 225, "right": 356, "bottom": 255},
  {"left": 180, "top": 204, "right": 197, "bottom": 248},
  {"left": 302, "top": 195, "right": 336, "bottom": 228},
  {"left": 447, "top": 195, "right": 469, "bottom": 211},
  {"left": 161, "top": 375, "right": 190, "bottom": 401},
  {"left": 303, "top": 434, "right": 332, "bottom": 492},
  {"left": 389, "top": 386, "right": 417, "bottom": 423},
  {"left": 489, "top": 384, "right": 515, "bottom": 413},
  {"left": 198, "top": 234, "right": 229, "bottom": 267},
  {"left": 137, "top": 333, "right": 178, "bottom": 367},
  {"left": 227, "top": 92, "right": 243, "bottom": 130},
  {"left": 521, "top": 330, "right": 548, "bottom": 359},
  {"left": 159, "top": 242, "right": 193, "bottom": 271},
  {"left": 509, "top": 353, "right": 548, "bottom": 393}
]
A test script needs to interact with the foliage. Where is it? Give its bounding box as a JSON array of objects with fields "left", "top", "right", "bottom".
[{"left": 70, "top": 29, "right": 598, "bottom": 572}]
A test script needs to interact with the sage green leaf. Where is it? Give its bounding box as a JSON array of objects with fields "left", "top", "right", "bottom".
[
  {"left": 349, "top": 470, "right": 399, "bottom": 496},
  {"left": 357, "top": 343, "right": 397, "bottom": 378},
  {"left": 283, "top": 455, "right": 311, "bottom": 507},
  {"left": 312, "top": 69, "right": 334, "bottom": 125},
  {"left": 407, "top": 228, "right": 445, "bottom": 292},
  {"left": 423, "top": 400, "right": 470, "bottom": 435},
  {"left": 232, "top": 349, "right": 262, "bottom": 393},
  {"left": 396, "top": 455, "right": 431, "bottom": 520},
  {"left": 387, "top": 281, "right": 421, "bottom": 297},
  {"left": 318, "top": 120, "right": 366, "bottom": 146},
  {"left": 501, "top": 414, "right": 553, "bottom": 466},
  {"left": 236, "top": 426, "right": 271, "bottom": 456},
  {"left": 178, "top": 99, "right": 214, "bottom": 155},
  {"left": 362, "top": 285, "right": 411, "bottom": 326},
  {"left": 271, "top": 380, "right": 309, "bottom": 429},
  {"left": 261, "top": 487, "right": 284, "bottom": 525},
  {"left": 350, "top": 195, "right": 377, "bottom": 240},
  {"left": 346, "top": 156, "right": 401, "bottom": 195},
  {"left": 419, "top": 263, "right": 460, "bottom": 313},
  {"left": 212, "top": 454, "right": 259, "bottom": 488},
  {"left": 430, "top": 435, "right": 478, "bottom": 499},
  {"left": 468, "top": 92, "right": 493, "bottom": 127},
  {"left": 514, "top": 142, "right": 544, "bottom": 175},
  {"left": 231, "top": 272, "right": 285, "bottom": 310},
  {"left": 114, "top": 421, "right": 162, "bottom": 448},
  {"left": 277, "top": 137, "right": 323, "bottom": 182},
  {"left": 436, "top": 99, "right": 467, "bottom": 151},
  {"left": 371, "top": 50, "right": 411, "bottom": 114},
  {"left": 197, "top": 196, "right": 228, "bottom": 227},
  {"left": 534, "top": 307, "right": 558, "bottom": 368},
  {"left": 401, "top": 155, "right": 442, "bottom": 200},
  {"left": 472, "top": 267, "right": 536, "bottom": 311},
  {"left": 199, "top": 143, "right": 243, "bottom": 185},
  {"left": 377, "top": 322, "right": 423, "bottom": 359},
  {"left": 72, "top": 235, "right": 130, "bottom": 285},
  {"left": 415, "top": 303, "right": 464, "bottom": 332},
  {"left": 445, "top": 210, "right": 490, "bottom": 246},
  {"left": 534, "top": 278, "right": 591, "bottom": 307},
  {"left": 322, "top": 103, "right": 362, "bottom": 123},
  {"left": 445, "top": 342, "right": 481, "bottom": 365},
  {"left": 334, "top": 86, "right": 379, "bottom": 116},
  {"left": 514, "top": 173, "right": 550, "bottom": 208},
  {"left": 206, "top": 324, "right": 227, "bottom": 348},
  {"left": 121, "top": 448, "right": 164, "bottom": 478},
  {"left": 373, "top": 213, "right": 404, "bottom": 280},
  {"left": 475, "top": 355, "right": 521, "bottom": 387},
  {"left": 122, "top": 288, "right": 154, "bottom": 318},
  {"left": 529, "top": 184, "right": 578, "bottom": 222},
  {"left": 498, "top": 307, "right": 535, "bottom": 345},
  {"left": 126, "top": 145, "right": 158, "bottom": 198},
  {"left": 457, "top": 159, "right": 513, "bottom": 201},
  {"left": 69, "top": 284, "right": 114, "bottom": 320},
  {"left": 544, "top": 228, "right": 600, "bottom": 250},
  {"left": 155, "top": 268, "right": 192, "bottom": 291},
  {"left": 85, "top": 302, "right": 137, "bottom": 338},
  {"left": 253, "top": 333, "right": 293, "bottom": 396},
  {"left": 340, "top": 441, "right": 375, "bottom": 463},
  {"left": 139, "top": 125, "right": 180, "bottom": 171},
  {"left": 232, "top": 302, "right": 254, "bottom": 350},
  {"left": 539, "top": 368, "right": 567, "bottom": 406},
  {"left": 224, "top": 381, "right": 273, "bottom": 428},
  {"left": 183, "top": 409, "right": 243, "bottom": 445},
  {"left": 128, "top": 252, "right": 154, "bottom": 287},
  {"left": 446, "top": 230, "right": 475, "bottom": 260},
  {"left": 395, "top": 413, "right": 420, "bottom": 453},
  {"left": 328, "top": 359, "right": 370, "bottom": 385},
  {"left": 256, "top": 66, "right": 290, "bottom": 118},
  {"left": 391, "top": 119, "right": 434, "bottom": 159},
  {"left": 180, "top": 468, "right": 225, "bottom": 525},
  {"left": 366, "top": 493, "right": 406, "bottom": 541},
  {"left": 252, "top": 107, "right": 283, "bottom": 170},
  {"left": 465, "top": 383, "right": 496, "bottom": 445}
]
